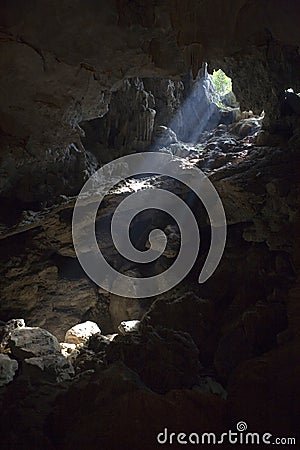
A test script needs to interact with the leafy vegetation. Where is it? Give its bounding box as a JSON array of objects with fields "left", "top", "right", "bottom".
[{"left": 212, "top": 69, "right": 232, "bottom": 97}]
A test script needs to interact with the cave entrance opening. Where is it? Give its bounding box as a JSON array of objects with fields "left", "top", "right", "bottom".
[
  {"left": 212, "top": 69, "right": 233, "bottom": 104},
  {"left": 166, "top": 64, "right": 240, "bottom": 145},
  {"left": 80, "top": 64, "right": 263, "bottom": 165}
]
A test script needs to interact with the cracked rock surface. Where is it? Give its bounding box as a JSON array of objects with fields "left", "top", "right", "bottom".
[{"left": 0, "top": 1, "right": 300, "bottom": 448}]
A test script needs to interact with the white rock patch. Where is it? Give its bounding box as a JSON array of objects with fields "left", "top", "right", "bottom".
[
  {"left": 118, "top": 320, "right": 141, "bottom": 335},
  {"left": 65, "top": 321, "right": 101, "bottom": 345}
]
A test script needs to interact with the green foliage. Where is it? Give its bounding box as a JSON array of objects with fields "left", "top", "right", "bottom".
[{"left": 212, "top": 69, "right": 232, "bottom": 97}]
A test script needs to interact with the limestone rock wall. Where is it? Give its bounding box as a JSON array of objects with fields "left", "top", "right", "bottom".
[
  {"left": 1, "top": 0, "right": 300, "bottom": 204},
  {"left": 81, "top": 77, "right": 184, "bottom": 161},
  {"left": 0, "top": 1, "right": 300, "bottom": 447}
]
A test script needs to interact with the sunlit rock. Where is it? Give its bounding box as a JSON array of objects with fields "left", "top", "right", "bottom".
[
  {"left": 105, "top": 334, "right": 118, "bottom": 341},
  {"left": 60, "top": 342, "right": 80, "bottom": 363},
  {"left": 65, "top": 321, "right": 101, "bottom": 345},
  {"left": 118, "top": 320, "right": 141, "bottom": 335}
]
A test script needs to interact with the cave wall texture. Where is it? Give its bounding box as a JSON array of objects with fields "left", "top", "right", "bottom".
[
  {"left": 0, "top": 1, "right": 300, "bottom": 449},
  {"left": 1, "top": 0, "right": 300, "bottom": 203}
]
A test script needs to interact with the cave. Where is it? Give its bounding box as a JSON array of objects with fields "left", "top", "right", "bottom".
[{"left": 0, "top": 1, "right": 300, "bottom": 449}]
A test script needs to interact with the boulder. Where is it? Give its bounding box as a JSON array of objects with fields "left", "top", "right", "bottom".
[
  {"left": 0, "top": 318, "right": 25, "bottom": 351},
  {"left": 8, "top": 327, "right": 61, "bottom": 360},
  {"left": 73, "top": 333, "right": 113, "bottom": 373},
  {"left": 118, "top": 320, "right": 141, "bottom": 336},
  {"left": 106, "top": 327, "right": 202, "bottom": 393},
  {"left": 0, "top": 353, "right": 18, "bottom": 386},
  {"left": 153, "top": 125, "right": 178, "bottom": 147},
  {"left": 142, "top": 293, "right": 215, "bottom": 364},
  {"left": 74, "top": 325, "right": 201, "bottom": 393},
  {"left": 65, "top": 321, "right": 101, "bottom": 345},
  {"left": 23, "top": 354, "right": 74, "bottom": 382},
  {"left": 229, "top": 116, "right": 263, "bottom": 138}
]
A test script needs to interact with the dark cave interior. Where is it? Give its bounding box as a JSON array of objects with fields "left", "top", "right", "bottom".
[{"left": 0, "top": 1, "right": 300, "bottom": 449}]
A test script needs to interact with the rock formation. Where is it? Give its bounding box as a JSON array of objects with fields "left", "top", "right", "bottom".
[{"left": 0, "top": 1, "right": 300, "bottom": 449}]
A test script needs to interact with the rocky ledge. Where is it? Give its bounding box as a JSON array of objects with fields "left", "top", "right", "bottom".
[{"left": 0, "top": 120, "right": 299, "bottom": 448}]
